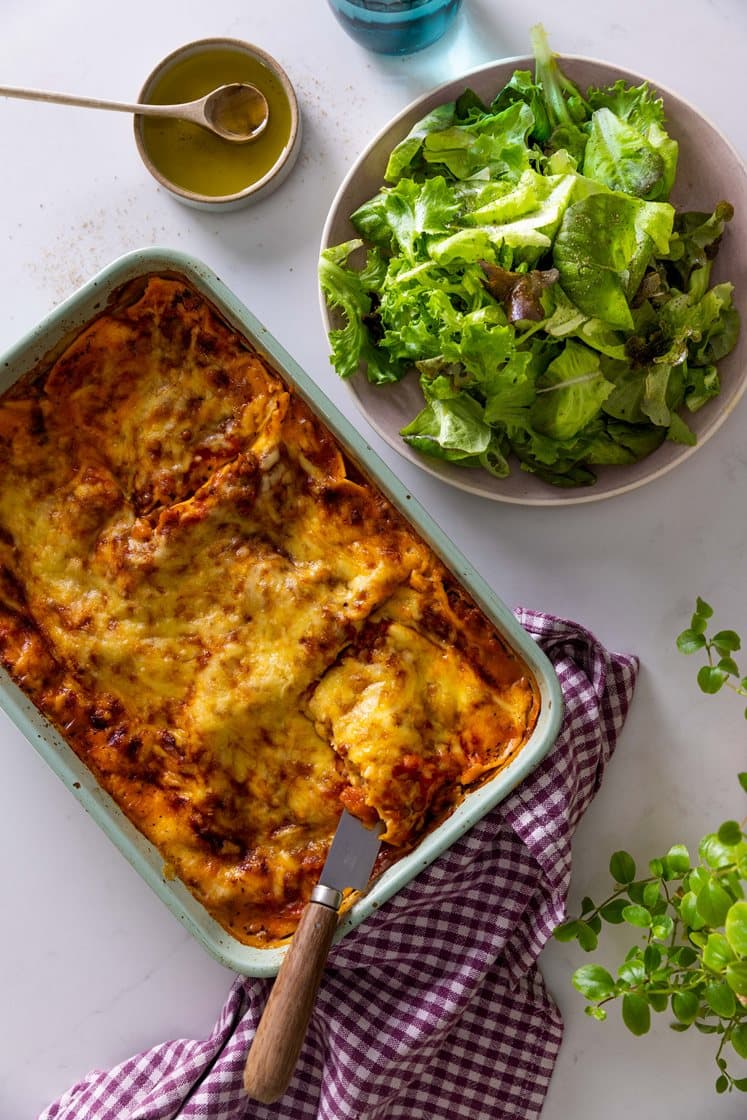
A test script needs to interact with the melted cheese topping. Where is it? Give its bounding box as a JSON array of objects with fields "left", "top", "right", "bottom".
[{"left": 0, "top": 277, "right": 539, "bottom": 945}]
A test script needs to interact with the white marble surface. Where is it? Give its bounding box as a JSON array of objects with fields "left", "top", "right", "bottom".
[{"left": 1, "top": 1, "right": 746, "bottom": 1116}]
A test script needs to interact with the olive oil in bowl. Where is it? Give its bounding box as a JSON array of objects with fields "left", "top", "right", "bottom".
[{"left": 136, "top": 39, "right": 300, "bottom": 210}]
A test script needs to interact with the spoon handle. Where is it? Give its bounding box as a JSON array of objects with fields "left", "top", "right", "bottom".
[{"left": 0, "top": 84, "right": 194, "bottom": 120}]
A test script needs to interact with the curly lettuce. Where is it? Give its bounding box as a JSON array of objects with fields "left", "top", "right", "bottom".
[{"left": 318, "top": 25, "right": 739, "bottom": 488}]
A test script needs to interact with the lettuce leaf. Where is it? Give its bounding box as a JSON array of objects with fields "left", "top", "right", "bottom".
[
  {"left": 531, "top": 340, "right": 614, "bottom": 441},
  {"left": 553, "top": 193, "right": 674, "bottom": 328},
  {"left": 352, "top": 176, "right": 460, "bottom": 261},
  {"left": 584, "top": 81, "right": 679, "bottom": 200}
]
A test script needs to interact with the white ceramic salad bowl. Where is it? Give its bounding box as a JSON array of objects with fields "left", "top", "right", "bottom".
[{"left": 319, "top": 54, "right": 747, "bottom": 506}]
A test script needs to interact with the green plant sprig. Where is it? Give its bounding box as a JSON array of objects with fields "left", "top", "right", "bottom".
[
  {"left": 555, "top": 803, "right": 747, "bottom": 1093},
  {"left": 677, "top": 596, "right": 747, "bottom": 715},
  {"left": 555, "top": 599, "right": 747, "bottom": 1095}
]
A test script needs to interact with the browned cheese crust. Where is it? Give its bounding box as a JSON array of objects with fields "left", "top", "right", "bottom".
[{"left": 0, "top": 276, "right": 539, "bottom": 944}]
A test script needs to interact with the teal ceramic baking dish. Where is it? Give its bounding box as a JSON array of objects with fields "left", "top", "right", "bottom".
[{"left": 0, "top": 247, "right": 563, "bottom": 977}]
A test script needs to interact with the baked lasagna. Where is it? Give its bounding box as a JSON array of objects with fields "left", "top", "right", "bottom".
[{"left": 0, "top": 275, "right": 539, "bottom": 944}]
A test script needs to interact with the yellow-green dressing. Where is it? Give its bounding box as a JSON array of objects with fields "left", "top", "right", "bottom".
[{"left": 140, "top": 48, "right": 293, "bottom": 198}]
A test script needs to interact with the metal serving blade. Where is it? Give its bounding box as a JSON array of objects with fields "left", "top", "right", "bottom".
[{"left": 313, "top": 810, "right": 383, "bottom": 907}]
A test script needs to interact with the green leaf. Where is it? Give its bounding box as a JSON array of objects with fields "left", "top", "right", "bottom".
[
  {"left": 319, "top": 242, "right": 403, "bottom": 384},
  {"left": 554, "top": 193, "right": 673, "bottom": 330},
  {"left": 384, "top": 102, "right": 458, "bottom": 181},
  {"left": 582, "top": 107, "right": 668, "bottom": 200},
  {"left": 422, "top": 101, "right": 534, "bottom": 181},
  {"left": 573, "top": 964, "right": 616, "bottom": 1000},
  {"left": 610, "top": 850, "right": 637, "bottom": 884},
  {"left": 599, "top": 898, "right": 629, "bottom": 924},
  {"left": 530, "top": 341, "right": 613, "bottom": 442},
  {"left": 618, "top": 959, "right": 646, "bottom": 986},
  {"left": 643, "top": 944, "right": 662, "bottom": 972},
  {"left": 642, "top": 882, "right": 661, "bottom": 908},
  {"left": 697, "top": 879, "right": 734, "bottom": 927},
  {"left": 712, "top": 629, "right": 741, "bottom": 652},
  {"left": 354, "top": 176, "right": 461, "bottom": 262},
  {"left": 732, "top": 1077, "right": 747, "bottom": 1092},
  {"left": 553, "top": 919, "right": 582, "bottom": 943},
  {"left": 576, "top": 921, "right": 599, "bottom": 951},
  {"left": 722, "top": 870, "right": 745, "bottom": 901},
  {"left": 699, "top": 833, "right": 736, "bottom": 870},
  {"left": 732, "top": 1024, "right": 747, "bottom": 1060},
  {"left": 622, "top": 993, "right": 651, "bottom": 1036},
  {"left": 627, "top": 881, "right": 647, "bottom": 906},
  {"left": 726, "top": 961, "right": 747, "bottom": 997},
  {"left": 585, "top": 80, "right": 678, "bottom": 200},
  {"left": 651, "top": 915, "right": 675, "bottom": 941},
  {"left": 716, "top": 1074, "right": 729, "bottom": 1094},
  {"left": 679, "top": 890, "right": 706, "bottom": 930},
  {"left": 623, "top": 904, "right": 652, "bottom": 928},
  {"left": 697, "top": 665, "right": 727, "bottom": 694},
  {"left": 580, "top": 896, "right": 596, "bottom": 916},
  {"left": 675, "top": 629, "right": 706, "bottom": 654},
  {"left": 725, "top": 899, "right": 747, "bottom": 955},
  {"left": 689, "top": 864, "right": 711, "bottom": 892},
  {"left": 695, "top": 597, "right": 714, "bottom": 619},
  {"left": 663, "top": 844, "right": 691, "bottom": 878},
  {"left": 401, "top": 396, "right": 492, "bottom": 460},
  {"left": 667, "top": 411, "right": 697, "bottom": 445},
  {"left": 672, "top": 990, "right": 700, "bottom": 1025},
  {"left": 718, "top": 821, "right": 744, "bottom": 847},
  {"left": 702, "top": 932, "right": 736, "bottom": 972},
  {"left": 530, "top": 25, "right": 589, "bottom": 160},
  {"left": 717, "top": 657, "right": 741, "bottom": 677},
  {"left": 648, "top": 991, "right": 669, "bottom": 1013},
  {"left": 739, "top": 773, "right": 747, "bottom": 794},
  {"left": 690, "top": 613, "right": 708, "bottom": 635},
  {"left": 674, "top": 946, "right": 699, "bottom": 967},
  {"left": 705, "top": 980, "right": 737, "bottom": 1018}
]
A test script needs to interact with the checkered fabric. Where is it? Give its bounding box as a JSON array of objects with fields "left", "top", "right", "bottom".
[{"left": 40, "top": 609, "right": 638, "bottom": 1120}]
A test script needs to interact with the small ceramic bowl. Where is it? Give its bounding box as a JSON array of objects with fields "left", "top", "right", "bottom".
[{"left": 134, "top": 38, "right": 301, "bottom": 211}]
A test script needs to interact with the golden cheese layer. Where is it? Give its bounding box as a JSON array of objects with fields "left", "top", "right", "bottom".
[{"left": 0, "top": 276, "right": 539, "bottom": 944}]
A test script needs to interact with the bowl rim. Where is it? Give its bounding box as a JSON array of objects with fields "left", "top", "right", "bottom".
[
  {"left": 134, "top": 36, "right": 301, "bottom": 206},
  {"left": 319, "top": 52, "right": 747, "bottom": 506}
]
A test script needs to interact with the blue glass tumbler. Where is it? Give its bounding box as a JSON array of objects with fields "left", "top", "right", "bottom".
[{"left": 327, "top": 0, "right": 463, "bottom": 55}]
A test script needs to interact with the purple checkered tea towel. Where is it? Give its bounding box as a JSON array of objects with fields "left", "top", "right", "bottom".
[{"left": 40, "top": 609, "right": 638, "bottom": 1120}]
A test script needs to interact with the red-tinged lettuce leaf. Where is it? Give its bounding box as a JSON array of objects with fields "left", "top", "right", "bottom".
[{"left": 480, "top": 260, "right": 559, "bottom": 322}]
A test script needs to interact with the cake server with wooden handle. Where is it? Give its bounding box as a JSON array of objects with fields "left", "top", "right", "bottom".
[{"left": 243, "top": 810, "right": 384, "bottom": 1103}]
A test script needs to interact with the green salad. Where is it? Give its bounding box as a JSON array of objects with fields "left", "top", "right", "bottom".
[{"left": 319, "top": 27, "right": 740, "bottom": 487}]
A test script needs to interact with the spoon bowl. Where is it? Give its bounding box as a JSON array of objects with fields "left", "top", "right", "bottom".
[
  {"left": 202, "top": 83, "right": 269, "bottom": 142},
  {"left": 0, "top": 79, "right": 269, "bottom": 143}
]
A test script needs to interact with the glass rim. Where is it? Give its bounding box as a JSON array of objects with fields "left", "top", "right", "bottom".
[{"left": 330, "top": 0, "right": 452, "bottom": 11}]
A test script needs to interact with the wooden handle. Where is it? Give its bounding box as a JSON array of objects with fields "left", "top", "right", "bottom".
[
  {"left": 0, "top": 84, "right": 189, "bottom": 119},
  {"left": 243, "top": 901, "right": 339, "bottom": 1103}
]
